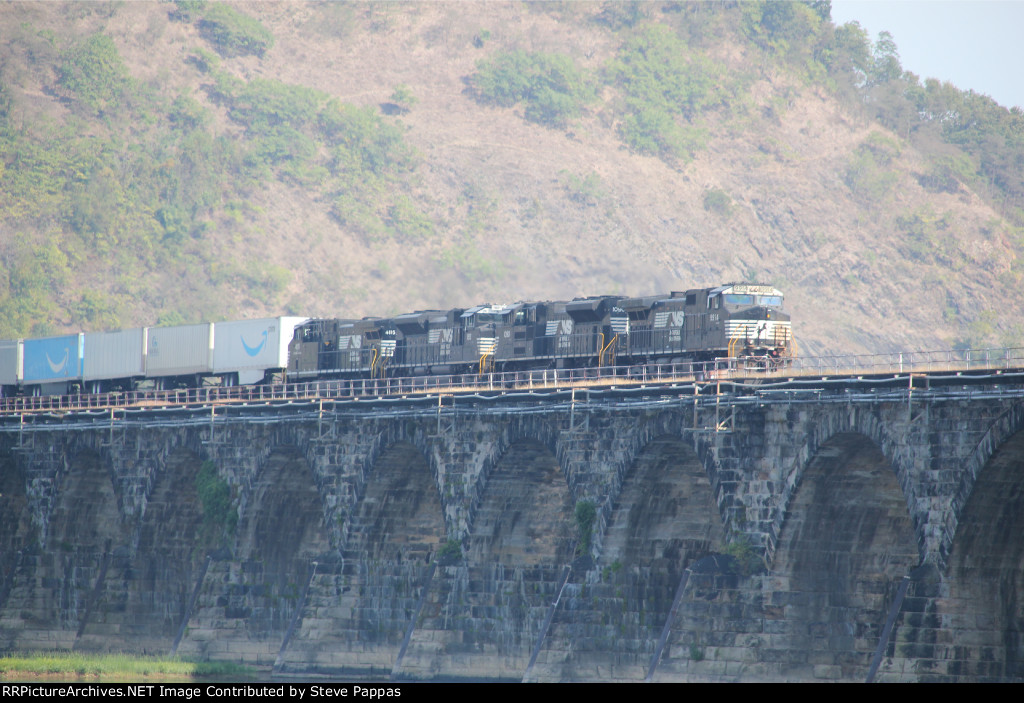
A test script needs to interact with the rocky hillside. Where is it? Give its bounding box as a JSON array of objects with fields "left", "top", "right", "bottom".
[{"left": 1, "top": 1, "right": 1021, "bottom": 356}]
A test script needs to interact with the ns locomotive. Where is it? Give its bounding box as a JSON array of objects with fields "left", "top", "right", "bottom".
[{"left": 287, "top": 283, "right": 792, "bottom": 381}]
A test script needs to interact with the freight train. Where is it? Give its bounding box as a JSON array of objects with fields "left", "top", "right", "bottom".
[
  {"left": 0, "top": 283, "right": 792, "bottom": 397},
  {"left": 288, "top": 282, "right": 792, "bottom": 380}
]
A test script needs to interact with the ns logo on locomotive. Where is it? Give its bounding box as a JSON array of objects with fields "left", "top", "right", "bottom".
[{"left": 0, "top": 283, "right": 791, "bottom": 397}]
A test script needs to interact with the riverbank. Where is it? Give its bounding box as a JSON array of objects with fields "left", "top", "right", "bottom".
[{"left": 0, "top": 652, "right": 253, "bottom": 681}]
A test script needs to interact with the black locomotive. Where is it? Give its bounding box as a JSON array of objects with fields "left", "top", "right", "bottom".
[{"left": 287, "top": 283, "right": 792, "bottom": 380}]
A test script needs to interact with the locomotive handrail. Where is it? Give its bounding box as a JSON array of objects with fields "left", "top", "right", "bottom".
[{"left": 3, "top": 346, "right": 1024, "bottom": 415}]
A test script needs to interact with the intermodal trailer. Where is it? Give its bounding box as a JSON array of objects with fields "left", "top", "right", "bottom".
[
  {"left": 83, "top": 328, "right": 147, "bottom": 393},
  {"left": 212, "top": 317, "right": 307, "bottom": 385},
  {"left": 0, "top": 340, "right": 21, "bottom": 397},
  {"left": 145, "top": 323, "right": 214, "bottom": 386},
  {"left": 22, "top": 333, "right": 84, "bottom": 395}
]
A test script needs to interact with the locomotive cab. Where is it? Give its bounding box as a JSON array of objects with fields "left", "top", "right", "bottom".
[
  {"left": 714, "top": 284, "right": 792, "bottom": 359},
  {"left": 459, "top": 304, "right": 514, "bottom": 373},
  {"left": 290, "top": 319, "right": 330, "bottom": 376}
]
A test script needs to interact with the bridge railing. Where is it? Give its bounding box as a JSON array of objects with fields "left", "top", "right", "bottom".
[
  {"left": 3, "top": 347, "right": 1024, "bottom": 415},
  {"left": 784, "top": 347, "right": 1024, "bottom": 376}
]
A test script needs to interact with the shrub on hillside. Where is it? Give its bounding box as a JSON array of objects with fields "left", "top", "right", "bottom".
[
  {"left": 472, "top": 50, "right": 595, "bottom": 129},
  {"left": 56, "top": 33, "right": 131, "bottom": 116},
  {"left": 604, "top": 24, "right": 723, "bottom": 161},
  {"left": 843, "top": 132, "right": 901, "bottom": 203},
  {"left": 703, "top": 188, "right": 734, "bottom": 217},
  {"left": 198, "top": 3, "right": 274, "bottom": 58}
]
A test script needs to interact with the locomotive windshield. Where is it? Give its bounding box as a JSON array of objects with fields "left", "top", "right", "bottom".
[
  {"left": 476, "top": 312, "right": 506, "bottom": 324},
  {"left": 723, "top": 294, "right": 783, "bottom": 307}
]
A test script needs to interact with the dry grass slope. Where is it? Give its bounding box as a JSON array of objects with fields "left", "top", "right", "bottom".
[{"left": 0, "top": 1, "right": 1017, "bottom": 355}]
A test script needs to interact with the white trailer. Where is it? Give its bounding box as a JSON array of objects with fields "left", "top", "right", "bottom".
[
  {"left": 213, "top": 317, "right": 307, "bottom": 384},
  {"left": 146, "top": 323, "right": 215, "bottom": 381},
  {"left": 83, "top": 328, "right": 147, "bottom": 391}
]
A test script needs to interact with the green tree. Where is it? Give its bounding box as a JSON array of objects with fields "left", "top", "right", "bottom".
[
  {"left": 843, "top": 133, "right": 900, "bottom": 203},
  {"left": 593, "top": 1, "right": 647, "bottom": 30},
  {"left": 195, "top": 460, "right": 237, "bottom": 546},
  {"left": 170, "top": 0, "right": 207, "bottom": 22},
  {"left": 472, "top": 50, "right": 595, "bottom": 129},
  {"left": 56, "top": 33, "right": 131, "bottom": 116},
  {"left": 703, "top": 188, "right": 733, "bottom": 217},
  {"left": 824, "top": 21, "right": 872, "bottom": 88},
  {"left": 870, "top": 30, "right": 902, "bottom": 85},
  {"left": 575, "top": 500, "right": 597, "bottom": 556},
  {"left": 604, "top": 24, "right": 723, "bottom": 160}
]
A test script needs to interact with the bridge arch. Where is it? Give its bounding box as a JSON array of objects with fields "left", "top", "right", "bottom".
[
  {"left": 467, "top": 435, "right": 576, "bottom": 566},
  {"left": 48, "top": 445, "right": 128, "bottom": 554},
  {"left": 235, "top": 443, "right": 332, "bottom": 568},
  {"left": 335, "top": 419, "right": 449, "bottom": 551},
  {"left": 770, "top": 407, "right": 923, "bottom": 564},
  {"left": 74, "top": 445, "right": 210, "bottom": 652},
  {"left": 211, "top": 422, "right": 355, "bottom": 553},
  {"left": 771, "top": 430, "right": 919, "bottom": 680},
  {"left": 940, "top": 416, "right": 1024, "bottom": 680},
  {"left": 589, "top": 411, "right": 724, "bottom": 557},
  {"left": 343, "top": 439, "right": 446, "bottom": 562},
  {"left": 599, "top": 431, "right": 725, "bottom": 576},
  {"left": 135, "top": 443, "right": 206, "bottom": 567},
  {"left": 41, "top": 445, "right": 131, "bottom": 639},
  {"left": 0, "top": 448, "right": 35, "bottom": 615},
  {"left": 943, "top": 401, "right": 1024, "bottom": 568}
]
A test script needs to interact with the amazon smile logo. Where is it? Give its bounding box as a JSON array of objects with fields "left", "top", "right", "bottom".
[
  {"left": 241, "top": 329, "right": 269, "bottom": 357},
  {"left": 46, "top": 348, "right": 70, "bottom": 375}
]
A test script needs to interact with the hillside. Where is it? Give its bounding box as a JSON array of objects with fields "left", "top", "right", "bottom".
[{"left": 1, "top": 1, "right": 1022, "bottom": 357}]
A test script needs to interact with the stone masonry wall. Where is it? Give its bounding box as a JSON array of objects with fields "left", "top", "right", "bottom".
[{"left": 0, "top": 391, "right": 1023, "bottom": 680}]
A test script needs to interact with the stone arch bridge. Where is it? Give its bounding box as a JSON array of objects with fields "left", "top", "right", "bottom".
[{"left": 1, "top": 379, "right": 1023, "bottom": 682}]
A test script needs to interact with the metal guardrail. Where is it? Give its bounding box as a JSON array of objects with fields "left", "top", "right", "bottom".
[
  {"left": 2, "top": 347, "right": 1024, "bottom": 416},
  {"left": 784, "top": 347, "right": 1024, "bottom": 377}
]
